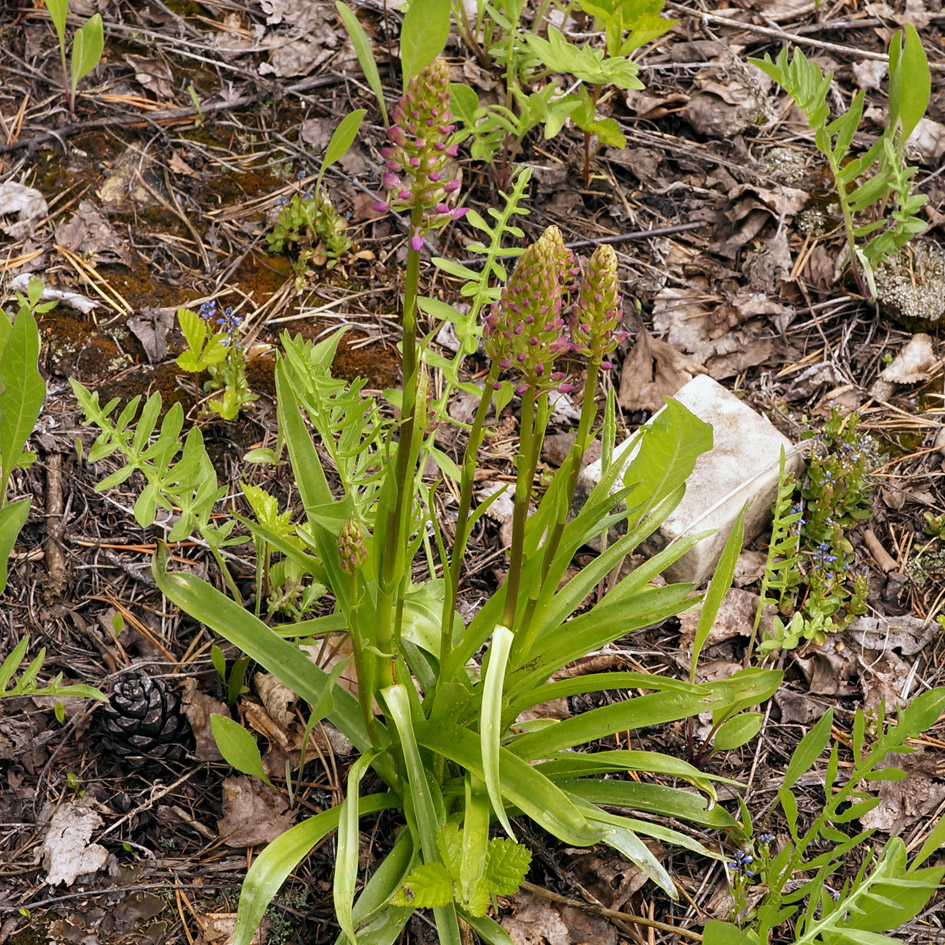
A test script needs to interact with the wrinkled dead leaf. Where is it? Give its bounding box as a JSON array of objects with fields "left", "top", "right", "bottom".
[
  {"left": 570, "top": 848, "right": 663, "bottom": 911},
  {"left": 0, "top": 181, "right": 48, "bottom": 239},
  {"left": 124, "top": 54, "right": 175, "bottom": 100},
  {"left": 678, "top": 587, "right": 756, "bottom": 654},
  {"left": 255, "top": 672, "right": 296, "bottom": 728},
  {"left": 181, "top": 678, "right": 228, "bottom": 762},
  {"left": 879, "top": 333, "right": 938, "bottom": 384},
  {"left": 619, "top": 330, "right": 704, "bottom": 413},
  {"left": 852, "top": 58, "right": 887, "bottom": 90},
  {"left": 43, "top": 801, "right": 109, "bottom": 886},
  {"left": 795, "top": 639, "right": 858, "bottom": 696},
  {"left": 196, "top": 911, "right": 269, "bottom": 945},
  {"left": 217, "top": 776, "right": 295, "bottom": 847},
  {"left": 848, "top": 614, "right": 936, "bottom": 657},
  {"left": 168, "top": 151, "right": 199, "bottom": 177},
  {"left": 128, "top": 307, "right": 176, "bottom": 363},
  {"left": 55, "top": 200, "right": 132, "bottom": 266},
  {"left": 501, "top": 891, "right": 617, "bottom": 945},
  {"left": 859, "top": 749, "right": 945, "bottom": 834}
]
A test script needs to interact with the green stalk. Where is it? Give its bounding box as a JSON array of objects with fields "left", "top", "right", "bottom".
[
  {"left": 376, "top": 208, "right": 424, "bottom": 689},
  {"left": 519, "top": 360, "right": 602, "bottom": 646},
  {"left": 347, "top": 569, "right": 380, "bottom": 747},
  {"left": 505, "top": 388, "right": 539, "bottom": 651},
  {"left": 438, "top": 363, "right": 500, "bottom": 667}
]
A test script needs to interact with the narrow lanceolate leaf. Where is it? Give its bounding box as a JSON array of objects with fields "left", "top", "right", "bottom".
[
  {"left": 897, "top": 23, "right": 930, "bottom": 144},
  {"left": 0, "top": 498, "right": 29, "bottom": 593},
  {"left": 231, "top": 795, "right": 397, "bottom": 945},
  {"left": 0, "top": 309, "right": 45, "bottom": 505},
  {"left": 481, "top": 626, "right": 516, "bottom": 839},
  {"left": 336, "top": 751, "right": 378, "bottom": 943},
  {"left": 335, "top": 2, "right": 388, "bottom": 125},
  {"left": 784, "top": 707, "right": 833, "bottom": 790}
]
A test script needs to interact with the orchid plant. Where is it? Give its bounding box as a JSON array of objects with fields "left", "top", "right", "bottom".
[{"left": 139, "top": 57, "right": 782, "bottom": 945}]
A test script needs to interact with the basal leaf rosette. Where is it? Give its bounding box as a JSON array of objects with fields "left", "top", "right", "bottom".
[
  {"left": 570, "top": 244, "right": 625, "bottom": 369},
  {"left": 484, "top": 226, "right": 574, "bottom": 394},
  {"left": 373, "top": 59, "right": 466, "bottom": 249}
]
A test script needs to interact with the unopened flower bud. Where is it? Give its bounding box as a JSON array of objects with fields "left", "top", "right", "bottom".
[
  {"left": 570, "top": 244, "right": 624, "bottom": 366},
  {"left": 337, "top": 517, "right": 367, "bottom": 572}
]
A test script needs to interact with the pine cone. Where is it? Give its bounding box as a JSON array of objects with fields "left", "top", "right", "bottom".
[{"left": 101, "top": 670, "right": 194, "bottom": 764}]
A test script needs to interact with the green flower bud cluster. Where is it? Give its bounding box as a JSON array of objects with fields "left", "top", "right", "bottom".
[
  {"left": 483, "top": 226, "right": 575, "bottom": 394},
  {"left": 569, "top": 244, "right": 626, "bottom": 370},
  {"left": 338, "top": 517, "right": 367, "bottom": 572}
]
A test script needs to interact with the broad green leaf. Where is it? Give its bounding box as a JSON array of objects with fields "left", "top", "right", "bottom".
[
  {"left": 400, "top": 0, "right": 450, "bottom": 85},
  {"left": 484, "top": 836, "right": 530, "bottom": 896},
  {"left": 713, "top": 712, "right": 763, "bottom": 752},
  {"left": 0, "top": 497, "right": 29, "bottom": 593},
  {"left": 0, "top": 635, "right": 29, "bottom": 691},
  {"left": 317, "top": 109, "right": 367, "bottom": 193},
  {"left": 335, "top": 3, "right": 388, "bottom": 125},
  {"left": 691, "top": 505, "right": 745, "bottom": 682},
  {"left": 897, "top": 23, "right": 930, "bottom": 144},
  {"left": 232, "top": 795, "right": 397, "bottom": 945},
  {"left": 481, "top": 625, "right": 516, "bottom": 838},
  {"left": 391, "top": 861, "right": 453, "bottom": 908},
  {"left": 623, "top": 397, "right": 713, "bottom": 527},
  {"left": 46, "top": 0, "right": 68, "bottom": 48},
  {"left": 702, "top": 920, "right": 756, "bottom": 945},
  {"left": 71, "top": 14, "right": 103, "bottom": 96},
  {"left": 784, "top": 707, "right": 833, "bottom": 790},
  {"left": 0, "top": 309, "right": 45, "bottom": 505},
  {"left": 210, "top": 714, "right": 271, "bottom": 786}
]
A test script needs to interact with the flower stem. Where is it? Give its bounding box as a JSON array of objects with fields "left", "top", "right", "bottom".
[
  {"left": 376, "top": 211, "right": 424, "bottom": 688},
  {"left": 520, "top": 360, "right": 602, "bottom": 653},
  {"left": 439, "top": 363, "right": 500, "bottom": 668},
  {"left": 505, "top": 388, "right": 539, "bottom": 643}
]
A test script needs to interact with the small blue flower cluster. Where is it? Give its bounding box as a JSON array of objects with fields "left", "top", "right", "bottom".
[
  {"left": 199, "top": 300, "right": 243, "bottom": 351},
  {"left": 728, "top": 849, "right": 756, "bottom": 877},
  {"left": 811, "top": 542, "right": 839, "bottom": 570}
]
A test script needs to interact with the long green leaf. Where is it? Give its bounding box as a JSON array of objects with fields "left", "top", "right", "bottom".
[
  {"left": 335, "top": 3, "right": 388, "bottom": 125},
  {"left": 0, "top": 498, "right": 29, "bottom": 593},
  {"left": 509, "top": 670, "right": 781, "bottom": 759},
  {"left": 400, "top": 0, "right": 450, "bottom": 85},
  {"left": 691, "top": 504, "right": 745, "bottom": 683},
  {"left": 0, "top": 309, "right": 45, "bottom": 506},
  {"left": 384, "top": 685, "right": 462, "bottom": 945},
  {"left": 70, "top": 14, "right": 103, "bottom": 97},
  {"left": 336, "top": 751, "right": 379, "bottom": 944},
  {"left": 317, "top": 109, "right": 367, "bottom": 194},
  {"left": 897, "top": 23, "right": 929, "bottom": 144},
  {"left": 232, "top": 795, "right": 397, "bottom": 945},
  {"left": 784, "top": 707, "right": 833, "bottom": 790},
  {"left": 151, "top": 545, "right": 389, "bottom": 768},
  {"left": 416, "top": 721, "right": 604, "bottom": 847},
  {"left": 481, "top": 625, "right": 515, "bottom": 838}
]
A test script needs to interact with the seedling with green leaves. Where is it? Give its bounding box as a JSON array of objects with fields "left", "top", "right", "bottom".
[
  {"left": 751, "top": 409, "right": 872, "bottom": 657},
  {"left": 704, "top": 689, "right": 945, "bottom": 945},
  {"left": 750, "top": 24, "right": 930, "bottom": 299},
  {"left": 46, "top": 0, "right": 104, "bottom": 114},
  {"left": 1, "top": 635, "right": 105, "bottom": 702}
]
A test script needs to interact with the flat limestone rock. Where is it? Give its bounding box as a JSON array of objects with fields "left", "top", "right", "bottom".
[{"left": 576, "top": 374, "right": 805, "bottom": 586}]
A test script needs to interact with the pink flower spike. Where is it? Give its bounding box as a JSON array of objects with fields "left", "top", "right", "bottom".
[
  {"left": 398, "top": 189, "right": 412, "bottom": 200},
  {"left": 446, "top": 144, "right": 459, "bottom": 157},
  {"left": 451, "top": 207, "right": 469, "bottom": 220},
  {"left": 410, "top": 234, "right": 425, "bottom": 251},
  {"left": 601, "top": 360, "right": 613, "bottom": 370},
  {"left": 434, "top": 202, "right": 450, "bottom": 214},
  {"left": 515, "top": 384, "right": 529, "bottom": 394},
  {"left": 429, "top": 172, "right": 441, "bottom": 182},
  {"left": 373, "top": 201, "right": 390, "bottom": 213}
]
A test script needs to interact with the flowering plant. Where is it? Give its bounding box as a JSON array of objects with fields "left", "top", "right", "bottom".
[
  {"left": 175, "top": 301, "right": 256, "bottom": 420},
  {"left": 143, "top": 56, "right": 783, "bottom": 945}
]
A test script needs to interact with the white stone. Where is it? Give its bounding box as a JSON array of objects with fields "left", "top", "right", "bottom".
[{"left": 576, "top": 374, "right": 805, "bottom": 586}]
